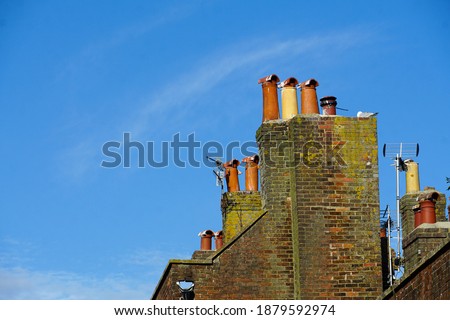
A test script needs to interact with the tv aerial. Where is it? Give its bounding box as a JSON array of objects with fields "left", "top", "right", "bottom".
[
  {"left": 382, "top": 142, "right": 419, "bottom": 281},
  {"left": 206, "top": 156, "right": 225, "bottom": 192},
  {"left": 381, "top": 205, "right": 393, "bottom": 287}
]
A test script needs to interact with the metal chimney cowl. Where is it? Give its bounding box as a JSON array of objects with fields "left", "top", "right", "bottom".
[{"left": 320, "top": 95, "right": 337, "bottom": 116}]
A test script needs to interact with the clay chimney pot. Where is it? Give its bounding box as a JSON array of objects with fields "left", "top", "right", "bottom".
[
  {"left": 299, "top": 78, "right": 320, "bottom": 114},
  {"left": 242, "top": 154, "right": 260, "bottom": 191},
  {"left": 198, "top": 230, "right": 214, "bottom": 250},
  {"left": 259, "top": 74, "right": 280, "bottom": 122},
  {"left": 214, "top": 231, "right": 224, "bottom": 250},
  {"left": 224, "top": 159, "right": 241, "bottom": 192}
]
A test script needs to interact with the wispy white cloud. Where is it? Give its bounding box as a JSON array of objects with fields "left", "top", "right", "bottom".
[
  {"left": 55, "top": 29, "right": 373, "bottom": 182},
  {"left": 0, "top": 267, "right": 151, "bottom": 299},
  {"left": 123, "top": 248, "right": 190, "bottom": 269},
  {"left": 0, "top": 237, "right": 37, "bottom": 267},
  {"left": 59, "top": 4, "right": 196, "bottom": 80},
  {"left": 52, "top": 28, "right": 374, "bottom": 182},
  {"left": 51, "top": 4, "right": 200, "bottom": 183},
  {"left": 0, "top": 240, "right": 190, "bottom": 299},
  {"left": 129, "top": 30, "right": 373, "bottom": 137}
]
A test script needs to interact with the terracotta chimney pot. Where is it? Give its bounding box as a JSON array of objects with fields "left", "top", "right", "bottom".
[
  {"left": 214, "top": 231, "right": 224, "bottom": 250},
  {"left": 419, "top": 200, "right": 437, "bottom": 224},
  {"left": 198, "top": 230, "right": 214, "bottom": 250},
  {"left": 299, "top": 78, "right": 319, "bottom": 114},
  {"left": 224, "top": 159, "right": 241, "bottom": 192},
  {"left": 413, "top": 204, "right": 422, "bottom": 228},
  {"left": 258, "top": 74, "right": 280, "bottom": 122},
  {"left": 242, "top": 154, "right": 260, "bottom": 191},
  {"left": 380, "top": 227, "right": 386, "bottom": 238}
]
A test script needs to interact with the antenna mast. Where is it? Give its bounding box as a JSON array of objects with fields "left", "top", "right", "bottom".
[
  {"left": 387, "top": 205, "right": 393, "bottom": 287},
  {"left": 382, "top": 142, "right": 419, "bottom": 282},
  {"left": 206, "top": 156, "right": 225, "bottom": 193}
]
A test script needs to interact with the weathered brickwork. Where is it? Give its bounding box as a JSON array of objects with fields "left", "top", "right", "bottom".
[
  {"left": 153, "top": 209, "right": 296, "bottom": 299},
  {"left": 383, "top": 241, "right": 450, "bottom": 300},
  {"left": 152, "top": 115, "right": 382, "bottom": 299},
  {"left": 257, "top": 116, "right": 382, "bottom": 299},
  {"left": 403, "top": 223, "right": 450, "bottom": 272},
  {"left": 221, "top": 191, "right": 263, "bottom": 243}
]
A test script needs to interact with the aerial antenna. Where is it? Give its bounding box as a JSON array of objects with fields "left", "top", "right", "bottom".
[
  {"left": 382, "top": 142, "right": 419, "bottom": 282},
  {"left": 206, "top": 156, "right": 225, "bottom": 192},
  {"left": 381, "top": 205, "right": 393, "bottom": 287}
]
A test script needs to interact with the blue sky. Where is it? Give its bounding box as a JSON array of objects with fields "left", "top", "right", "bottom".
[{"left": 1, "top": 0, "right": 449, "bottom": 299}]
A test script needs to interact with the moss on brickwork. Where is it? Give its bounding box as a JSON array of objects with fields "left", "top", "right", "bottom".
[
  {"left": 154, "top": 115, "right": 383, "bottom": 300},
  {"left": 221, "top": 191, "right": 263, "bottom": 243},
  {"left": 257, "top": 115, "right": 382, "bottom": 299}
]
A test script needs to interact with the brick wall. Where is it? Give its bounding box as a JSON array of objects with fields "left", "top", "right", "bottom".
[
  {"left": 257, "top": 116, "right": 382, "bottom": 299},
  {"left": 383, "top": 241, "right": 450, "bottom": 299},
  {"left": 152, "top": 208, "right": 296, "bottom": 299},
  {"left": 221, "top": 191, "right": 262, "bottom": 243},
  {"left": 403, "top": 223, "right": 450, "bottom": 272},
  {"left": 153, "top": 115, "right": 382, "bottom": 300}
]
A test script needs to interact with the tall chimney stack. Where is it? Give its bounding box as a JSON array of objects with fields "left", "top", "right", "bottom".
[
  {"left": 279, "top": 77, "right": 299, "bottom": 120},
  {"left": 258, "top": 74, "right": 280, "bottom": 122},
  {"left": 299, "top": 78, "right": 320, "bottom": 114}
]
